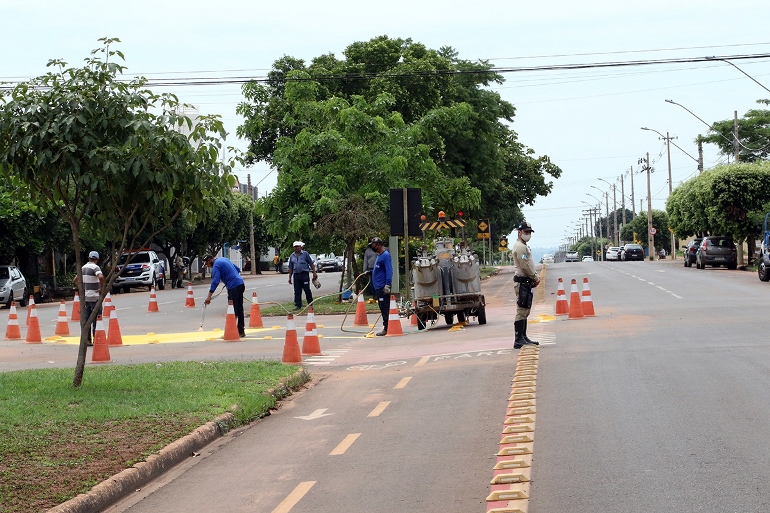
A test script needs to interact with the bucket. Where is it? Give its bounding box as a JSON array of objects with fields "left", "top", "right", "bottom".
[{"left": 341, "top": 289, "right": 352, "bottom": 300}]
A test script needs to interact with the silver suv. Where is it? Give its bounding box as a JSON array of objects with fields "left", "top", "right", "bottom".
[
  {"left": 0, "top": 265, "right": 28, "bottom": 307},
  {"left": 113, "top": 250, "right": 166, "bottom": 293}
]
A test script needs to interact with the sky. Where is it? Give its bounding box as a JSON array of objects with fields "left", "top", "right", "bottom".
[{"left": 2, "top": 0, "right": 769, "bottom": 250}]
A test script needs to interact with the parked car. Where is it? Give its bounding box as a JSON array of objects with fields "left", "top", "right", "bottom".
[
  {"left": 696, "top": 236, "right": 737, "bottom": 269},
  {"left": 542, "top": 254, "right": 555, "bottom": 264},
  {"left": 620, "top": 243, "right": 645, "bottom": 261},
  {"left": 113, "top": 249, "right": 166, "bottom": 293},
  {"left": 565, "top": 251, "right": 579, "bottom": 262},
  {"left": 683, "top": 238, "right": 703, "bottom": 268},
  {"left": 0, "top": 265, "right": 28, "bottom": 308},
  {"left": 605, "top": 246, "right": 621, "bottom": 261},
  {"left": 316, "top": 254, "right": 342, "bottom": 272},
  {"left": 582, "top": 256, "right": 594, "bottom": 262}
]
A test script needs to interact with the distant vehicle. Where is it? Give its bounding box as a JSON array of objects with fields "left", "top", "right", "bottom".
[
  {"left": 683, "top": 238, "right": 702, "bottom": 268},
  {"left": 696, "top": 236, "right": 737, "bottom": 270},
  {"left": 565, "top": 251, "right": 579, "bottom": 262},
  {"left": 759, "top": 214, "right": 770, "bottom": 281},
  {"left": 620, "top": 244, "right": 645, "bottom": 261},
  {"left": 0, "top": 265, "right": 28, "bottom": 308},
  {"left": 542, "top": 254, "right": 554, "bottom": 264},
  {"left": 113, "top": 249, "right": 166, "bottom": 293},
  {"left": 316, "top": 254, "right": 342, "bottom": 272},
  {"left": 582, "top": 256, "right": 594, "bottom": 262},
  {"left": 605, "top": 247, "right": 621, "bottom": 261}
]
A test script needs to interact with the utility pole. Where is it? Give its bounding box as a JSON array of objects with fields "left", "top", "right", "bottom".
[
  {"left": 639, "top": 153, "right": 654, "bottom": 261},
  {"left": 697, "top": 140, "right": 704, "bottom": 173},
  {"left": 612, "top": 185, "right": 618, "bottom": 246},
  {"left": 620, "top": 174, "right": 627, "bottom": 226},
  {"left": 734, "top": 111, "right": 740, "bottom": 163},
  {"left": 247, "top": 174, "right": 257, "bottom": 275},
  {"left": 629, "top": 166, "right": 636, "bottom": 217}
]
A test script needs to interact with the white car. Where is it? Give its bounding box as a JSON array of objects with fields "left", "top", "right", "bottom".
[
  {"left": 582, "top": 256, "right": 594, "bottom": 262},
  {"left": 605, "top": 247, "right": 621, "bottom": 261},
  {"left": 542, "top": 254, "right": 555, "bottom": 264}
]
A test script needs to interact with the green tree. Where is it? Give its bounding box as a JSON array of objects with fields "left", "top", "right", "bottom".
[
  {"left": 701, "top": 99, "right": 770, "bottom": 163},
  {"left": 237, "top": 36, "right": 561, "bottom": 239},
  {"left": 620, "top": 210, "right": 670, "bottom": 253},
  {"left": 0, "top": 39, "right": 233, "bottom": 386}
]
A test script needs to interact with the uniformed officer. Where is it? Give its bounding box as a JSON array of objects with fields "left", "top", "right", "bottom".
[{"left": 511, "top": 221, "right": 540, "bottom": 348}]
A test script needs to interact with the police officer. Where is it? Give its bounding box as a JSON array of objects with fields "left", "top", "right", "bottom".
[{"left": 511, "top": 221, "right": 540, "bottom": 348}]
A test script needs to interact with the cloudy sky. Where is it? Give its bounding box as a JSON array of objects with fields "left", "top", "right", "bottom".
[{"left": 3, "top": 0, "right": 769, "bottom": 249}]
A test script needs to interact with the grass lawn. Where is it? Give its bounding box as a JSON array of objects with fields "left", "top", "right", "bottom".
[{"left": 0, "top": 361, "right": 309, "bottom": 512}]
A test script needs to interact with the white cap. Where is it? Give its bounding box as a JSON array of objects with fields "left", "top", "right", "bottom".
[
  {"left": 293, "top": 241, "right": 304, "bottom": 247},
  {"left": 88, "top": 251, "right": 99, "bottom": 259}
]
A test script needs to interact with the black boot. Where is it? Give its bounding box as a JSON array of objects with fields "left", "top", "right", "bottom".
[
  {"left": 513, "top": 320, "right": 526, "bottom": 349},
  {"left": 523, "top": 319, "right": 539, "bottom": 346}
]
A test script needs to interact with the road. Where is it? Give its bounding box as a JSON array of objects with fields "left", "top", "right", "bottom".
[{"left": 5, "top": 261, "right": 770, "bottom": 512}]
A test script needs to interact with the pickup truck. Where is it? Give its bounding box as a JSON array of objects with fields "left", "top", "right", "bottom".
[
  {"left": 113, "top": 249, "right": 166, "bottom": 293},
  {"left": 565, "top": 251, "right": 580, "bottom": 262}
]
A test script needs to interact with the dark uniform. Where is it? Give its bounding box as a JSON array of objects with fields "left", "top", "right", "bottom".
[{"left": 511, "top": 221, "right": 540, "bottom": 349}]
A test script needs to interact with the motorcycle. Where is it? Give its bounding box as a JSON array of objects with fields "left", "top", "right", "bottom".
[{"left": 170, "top": 256, "right": 190, "bottom": 289}]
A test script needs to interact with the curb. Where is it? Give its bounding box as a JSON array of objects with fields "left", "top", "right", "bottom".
[{"left": 47, "top": 368, "right": 311, "bottom": 513}]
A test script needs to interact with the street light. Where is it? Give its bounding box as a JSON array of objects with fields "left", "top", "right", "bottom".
[
  {"left": 705, "top": 56, "right": 770, "bottom": 94},
  {"left": 598, "top": 178, "right": 618, "bottom": 246}
]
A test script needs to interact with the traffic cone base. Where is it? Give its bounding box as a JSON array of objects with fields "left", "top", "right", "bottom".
[
  {"left": 568, "top": 279, "right": 585, "bottom": 320},
  {"left": 223, "top": 300, "right": 241, "bottom": 341},
  {"left": 249, "top": 292, "right": 264, "bottom": 328},
  {"left": 5, "top": 302, "right": 21, "bottom": 340},
  {"left": 91, "top": 316, "right": 111, "bottom": 363},
  {"left": 581, "top": 277, "right": 596, "bottom": 316},
  {"left": 55, "top": 300, "right": 70, "bottom": 336},
  {"left": 353, "top": 293, "right": 369, "bottom": 327},
  {"left": 385, "top": 295, "right": 404, "bottom": 336},
  {"left": 555, "top": 277, "right": 569, "bottom": 316},
  {"left": 302, "top": 307, "right": 322, "bottom": 355},
  {"left": 282, "top": 314, "right": 303, "bottom": 364}
]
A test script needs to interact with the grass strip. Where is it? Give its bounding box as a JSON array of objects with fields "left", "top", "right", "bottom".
[{"left": 0, "top": 361, "right": 308, "bottom": 512}]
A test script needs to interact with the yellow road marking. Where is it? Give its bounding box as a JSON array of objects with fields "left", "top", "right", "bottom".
[
  {"left": 415, "top": 356, "right": 430, "bottom": 367},
  {"left": 394, "top": 377, "right": 412, "bottom": 389},
  {"left": 271, "top": 481, "right": 316, "bottom": 513},
  {"left": 329, "top": 433, "right": 361, "bottom": 455},
  {"left": 368, "top": 401, "right": 391, "bottom": 417}
]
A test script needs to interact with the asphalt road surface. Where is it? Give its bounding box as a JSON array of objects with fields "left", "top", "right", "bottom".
[{"left": 4, "top": 260, "right": 770, "bottom": 512}]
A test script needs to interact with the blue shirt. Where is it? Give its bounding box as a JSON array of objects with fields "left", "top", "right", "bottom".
[
  {"left": 209, "top": 258, "right": 244, "bottom": 293},
  {"left": 372, "top": 250, "right": 392, "bottom": 290},
  {"left": 289, "top": 250, "right": 314, "bottom": 273}
]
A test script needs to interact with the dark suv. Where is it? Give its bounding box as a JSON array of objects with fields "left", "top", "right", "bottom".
[
  {"left": 696, "top": 236, "right": 737, "bottom": 269},
  {"left": 683, "top": 238, "right": 703, "bottom": 268},
  {"left": 620, "top": 243, "right": 645, "bottom": 261}
]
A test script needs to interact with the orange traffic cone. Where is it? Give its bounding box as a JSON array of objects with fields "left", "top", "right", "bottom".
[
  {"left": 26, "top": 295, "right": 35, "bottom": 326},
  {"left": 54, "top": 300, "right": 70, "bottom": 336},
  {"left": 568, "top": 279, "right": 584, "bottom": 320},
  {"left": 249, "top": 292, "right": 263, "bottom": 328},
  {"left": 71, "top": 292, "right": 81, "bottom": 322},
  {"left": 581, "top": 277, "right": 596, "bottom": 316},
  {"left": 91, "top": 315, "right": 111, "bottom": 363},
  {"left": 147, "top": 286, "right": 159, "bottom": 312},
  {"left": 107, "top": 308, "right": 123, "bottom": 346},
  {"left": 25, "top": 304, "right": 42, "bottom": 343},
  {"left": 385, "top": 295, "right": 404, "bottom": 337},
  {"left": 302, "top": 306, "right": 322, "bottom": 355},
  {"left": 353, "top": 293, "right": 369, "bottom": 326},
  {"left": 223, "top": 300, "right": 241, "bottom": 341},
  {"left": 281, "top": 313, "right": 302, "bottom": 364},
  {"left": 184, "top": 284, "right": 196, "bottom": 308},
  {"left": 555, "top": 277, "right": 569, "bottom": 315},
  {"left": 411, "top": 312, "right": 419, "bottom": 326},
  {"left": 5, "top": 302, "right": 21, "bottom": 340},
  {"left": 102, "top": 293, "right": 113, "bottom": 319}
]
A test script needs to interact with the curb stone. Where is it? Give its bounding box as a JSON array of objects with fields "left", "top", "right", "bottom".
[{"left": 47, "top": 368, "right": 311, "bottom": 513}]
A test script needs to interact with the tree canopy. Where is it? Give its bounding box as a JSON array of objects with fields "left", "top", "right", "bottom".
[
  {"left": 0, "top": 39, "right": 234, "bottom": 386},
  {"left": 701, "top": 99, "right": 770, "bottom": 163},
  {"left": 236, "top": 36, "right": 561, "bottom": 242}
]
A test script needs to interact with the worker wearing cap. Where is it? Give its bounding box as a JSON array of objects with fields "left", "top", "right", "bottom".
[
  {"left": 368, "top": 237, "right": 392, "bottom": 336},
  {"left": 511, "top": 221, "right": 540, "bottom": 348},
  {"left": 74, "top": 251, "right": 105, "bottom": 346},
  {"left": 288, "top": 241, "right": 317, "bottom": 311},
  {"left": 203, "top": 255, "right": 246, "bottom": 338}
]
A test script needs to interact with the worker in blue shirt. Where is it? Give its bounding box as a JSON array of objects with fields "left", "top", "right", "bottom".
[
  {"left": 203, "top": 255, "right": 246, "bottom": 338},
  {"left": 368, "top": 237, "right": 392, "bottom": 336}
]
